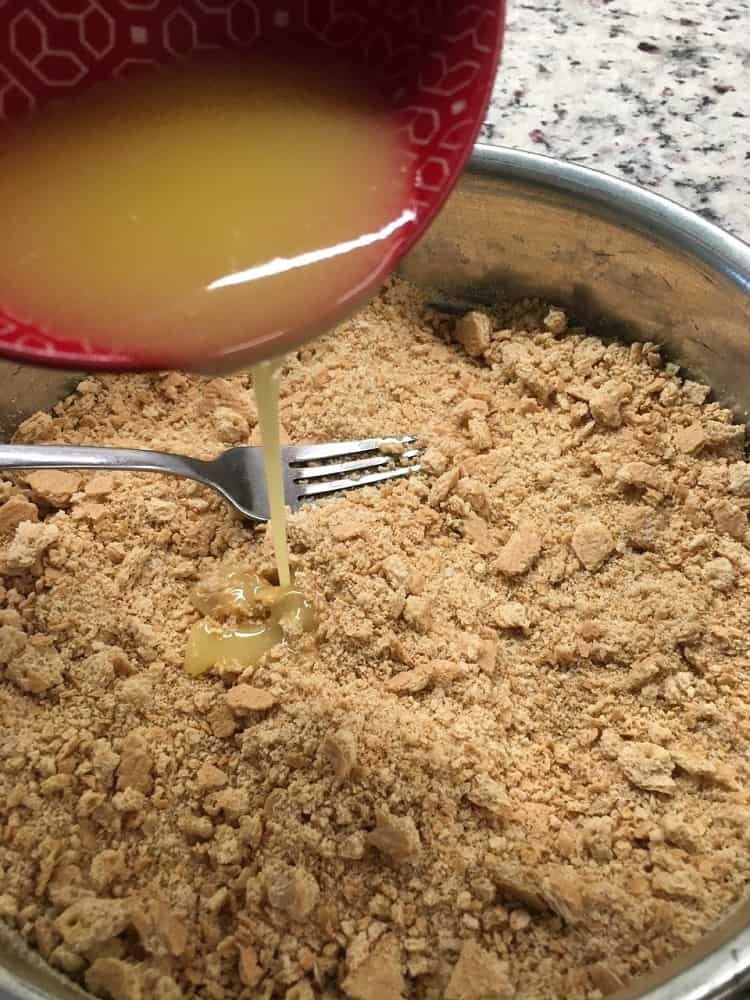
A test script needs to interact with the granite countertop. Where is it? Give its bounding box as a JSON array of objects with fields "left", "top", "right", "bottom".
[{"left": 484, "top": 0, "right": 749, "bottom": 240}]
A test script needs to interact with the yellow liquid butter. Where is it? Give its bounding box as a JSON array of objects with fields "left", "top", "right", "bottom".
[
  {"left": 252, "top": 360, "right": 291, "bottom": 588},
  {"left": 0, "top": 53, "right": 410, "bottom": 365},
  {"left": 184, "top": 569, "right": 314, "bottom": 676},
  {"left": 182, "top": 362, "right": 307, "bottom": 677}
]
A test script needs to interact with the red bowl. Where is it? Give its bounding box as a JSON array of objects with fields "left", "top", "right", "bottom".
[{"left": 0, "top": 0, "right": 504, "bottom": 371}]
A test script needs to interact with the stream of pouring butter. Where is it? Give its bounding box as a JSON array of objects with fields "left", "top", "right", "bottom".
[
  {"left": 182, "top": 361, "right": 295, "bottom": 675},
  {"left": 252, "top": 360, "right": 291, "bottom": 588}
]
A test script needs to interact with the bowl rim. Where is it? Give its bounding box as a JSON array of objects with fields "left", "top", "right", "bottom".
[{"left": 470, "top": 143, "right": 750, "bottom": 292}]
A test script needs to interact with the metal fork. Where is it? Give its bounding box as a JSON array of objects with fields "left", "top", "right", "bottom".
[{"left": 0, "top": 438, "right": 421, "bottom": 522}]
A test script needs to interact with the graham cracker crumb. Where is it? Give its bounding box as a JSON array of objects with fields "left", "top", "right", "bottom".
[
  {"left": 195, "top": 762, "right": 228, "bottom": 790},
  {"left": 704, "top": 557, "right": 735, "bottom": 591},
  {"left": 675, "top": 422, "right": 707, "bottom": 454},
  {"left": 544, "top": 308, "right": 568, "bottom": 336},
  {"left": 2, "top": 279, "right": 750, "bottom": 999},
  {"left": 342, "top": 934, "right": 404, "bottom": 1000},
  {"left": 264, "top": 861, "right": 320, "bottom": 921},
  {"left": 0, "top": 495, "right": 39, "bottom": 534},
  {"left": 13, "top": 410, "right": 54, "bottom": 443},
  {"left": 320, "top": 726, "right": 358, "bottom": 782},
  {"left": 238, "top": 944, "right": 263, "bottom": 987},
  {"left": 728, "top": 461, "right": 750, "bottom": 496},
  {"left": 494, "top": 601, "right": 530, "bottom": 633},
  {"left": 367, "top": 807, "right": 422, "bottom": 864},
  {"left": 224, "top": 683, "right": 276, "bottom": 714},
  {"left": 85, "top": 957, "right": 147, "bottom": 1000},
  {"left": 571, "top": 519, "right": 615, "bottom": 571},
  {"left": 25, "top": 470, "right": 81, "bottom": 508},
  {"left": 493, "top": 523, "right": 541, "bottom": 576},
  {"left": 589, "top": 962, "right": 624, "bottom": 995},
  {"left": 618, "top": 742, "right": 675, "bottom": 793},
  {"left": 2, "top": 519, "right": 58, "bottom": 572},
  {"left": 445, "top": 939, "right": 514, "bottom": 999},
  {"left": 455, "top": 311, "right": 492, "bottom": 358},
  {"left": 56, "top": 898, "right": 131, "bottom": 953},
  {"left": 385, "top": 666, "right": 432, "bottom": 694}
]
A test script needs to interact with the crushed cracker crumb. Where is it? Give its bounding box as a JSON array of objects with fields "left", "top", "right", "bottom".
[{"left": 2, "top": 280, "right": 749, "bottom": 999}]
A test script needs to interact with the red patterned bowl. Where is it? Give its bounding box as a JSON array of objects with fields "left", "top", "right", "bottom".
[{"left": 0, "top": 1, "right": 504, "bottom": 371}]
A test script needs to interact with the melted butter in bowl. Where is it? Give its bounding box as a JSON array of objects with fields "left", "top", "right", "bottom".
[{"left": 0, "top": 52, "right": 412, "bottom": 368}]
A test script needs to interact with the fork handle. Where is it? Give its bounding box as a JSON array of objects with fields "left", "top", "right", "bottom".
[{"left": 0, "top": 443, "right": 211, "bottom": 487}]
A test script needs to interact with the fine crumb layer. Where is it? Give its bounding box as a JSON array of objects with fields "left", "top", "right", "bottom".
[{"left": 1, "top": 280, "right": 750, "bottom": 1000}]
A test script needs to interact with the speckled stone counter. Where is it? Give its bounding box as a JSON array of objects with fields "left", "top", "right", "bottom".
[{"left": 485, "top": 0, "right": 749, "bottom": 240}]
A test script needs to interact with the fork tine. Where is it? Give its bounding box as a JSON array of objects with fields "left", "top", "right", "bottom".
[
  {"left": 293, "top": 449, "right": 420, "bottom": 481},
  {"left": 286, "top": 436, "right": 415, "bottom": 465},
  {"left": 296, "top": 463, "right": 421, "bottom": 499}
]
